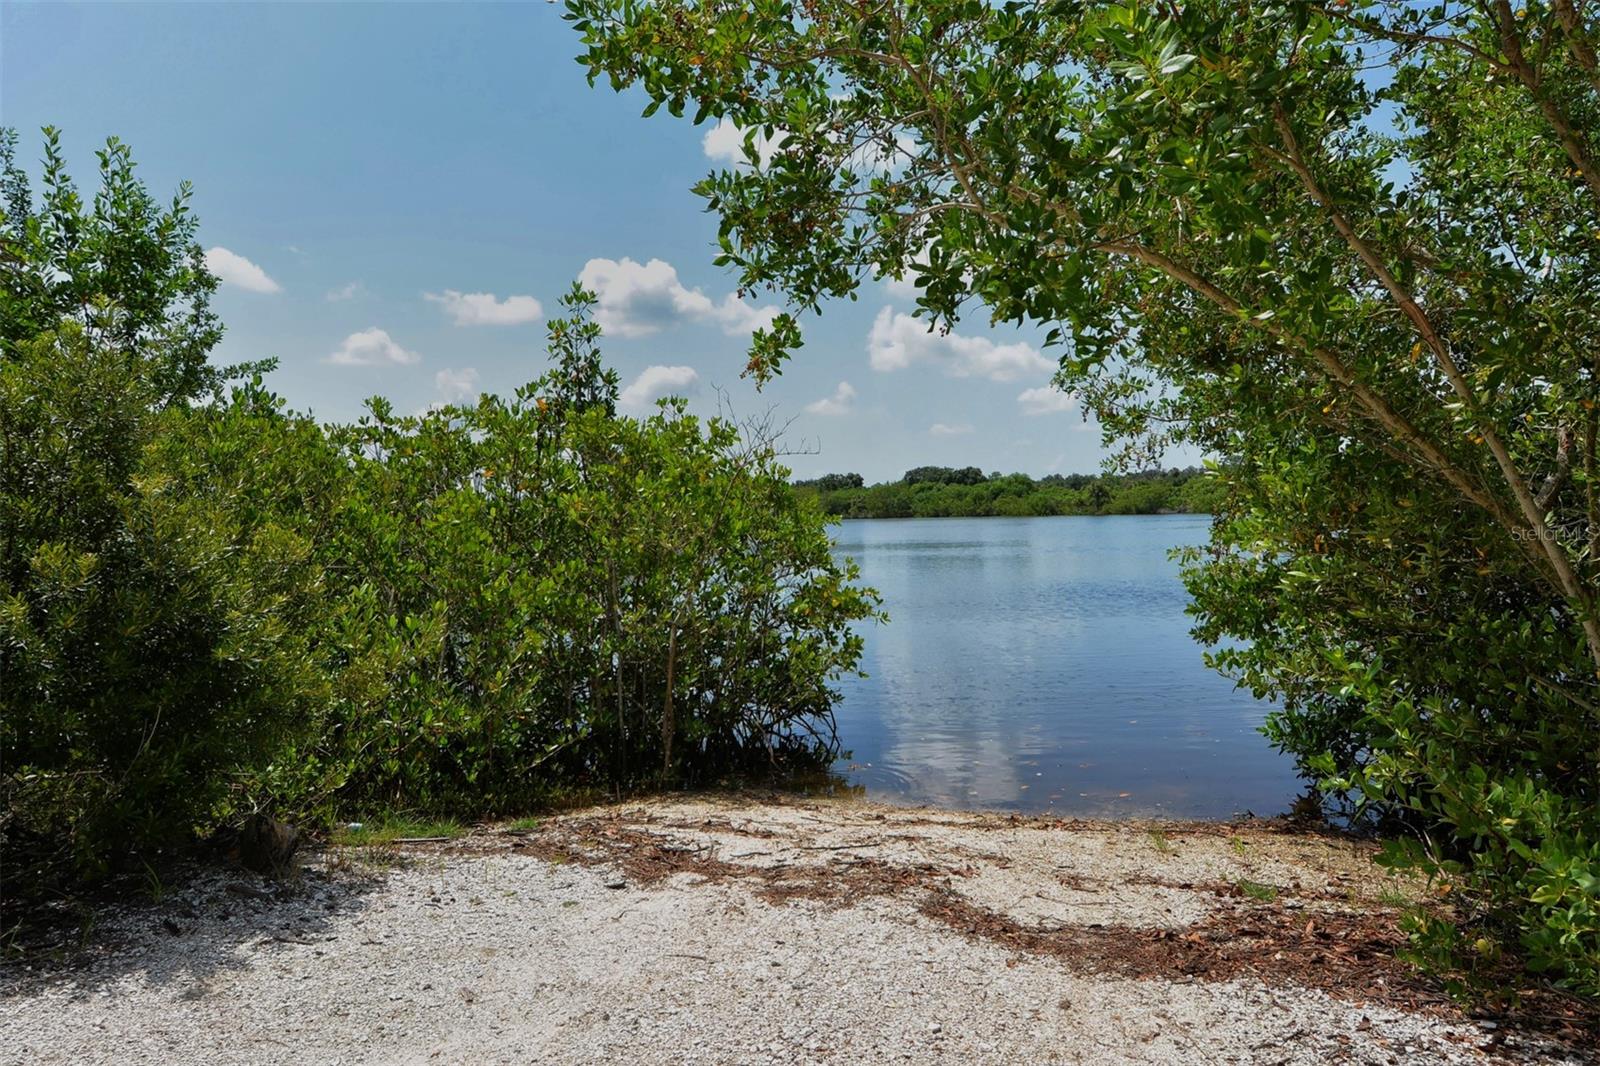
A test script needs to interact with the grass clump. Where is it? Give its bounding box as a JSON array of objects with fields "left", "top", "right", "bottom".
[
  {"left": 1235, "top": 878, "right": 1278, "bottom": 902},
  {"left": 330, "top": 816, "right": 465, "bottom": 847}
]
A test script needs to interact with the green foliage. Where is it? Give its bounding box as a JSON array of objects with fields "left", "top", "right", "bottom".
[
  {"left": 1, "top": 135, "right": 879, "bottom": 906},
  {"left": 567, "top": 0, "right": 1600, "bottom": 995},
  {"left": 795, "top": 467, "right": 1215, "bottom": 519},
  {"left": 903, "top": 465, "right": 986, "bottom": 486},
  {"left": 276, "top": 290, "right": 881, "bottom": 813},
  {"left": 793, "top": 472, "right": 863, "bottom": 492},
  {"left": 0, "top": 127, "right": 243, "bottom": 406},
  {"left": 0, "top": 129, "right": 320, "bottom": 892},
  {"left": 0, "top": 327, "right": 328, "bottom": 889},
  {"left": 329, "top": 816, "right": 465, "bottom": 847}
]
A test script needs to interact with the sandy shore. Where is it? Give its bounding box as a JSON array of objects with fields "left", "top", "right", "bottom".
[{"left": 3, "top": 794, "right": 1594, "bottom": 1065}]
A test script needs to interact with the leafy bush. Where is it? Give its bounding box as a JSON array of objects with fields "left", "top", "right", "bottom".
[
  {"left": 0, "top": 128, "right": 316, "bottom": 892},
  {"left": 903, "top": 465, "right": 986, "bottom": 486},
  {"left": 0, "top": 328, "right": 328, "bottom": 889},
  {"left": 279, "top": 290, "right": 881, "bottom": 813},
  {"left": 1, "top": 133, "right": 880, "bottom": 903},
  {"left": 0, "top": 127, "right": 240, "bottom": 405},
  {"left": 1187, "top": 450, "right": 1600, "bottom": 997},
  {"left": 794, "top": 472, "right": 863, "bottom": 491}
]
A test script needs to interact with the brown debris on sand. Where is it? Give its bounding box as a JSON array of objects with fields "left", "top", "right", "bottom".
[
  {"left": 475, "top": 796, "right": 1598, "bottom": 1054},
  {"left": 4, "top": 794, "right": 1596, "bottom": 1066}
]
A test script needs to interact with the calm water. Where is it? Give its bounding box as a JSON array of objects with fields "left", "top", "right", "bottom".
[{"left": 827, "top": 514, "right": 1303, "bottom": 819}]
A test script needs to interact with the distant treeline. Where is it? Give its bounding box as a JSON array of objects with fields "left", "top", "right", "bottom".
[{"left": 792, "top": 466, "right": 1223, "bottom": 518}]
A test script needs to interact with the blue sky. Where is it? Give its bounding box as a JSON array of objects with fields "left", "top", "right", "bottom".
[{"left": 1, "top": 0, "right": 1125, "bottom": 482}]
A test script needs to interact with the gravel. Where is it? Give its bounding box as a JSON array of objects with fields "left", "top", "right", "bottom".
[{"left": 2, "top": 795, "right": 1590, "bottom": 1065}]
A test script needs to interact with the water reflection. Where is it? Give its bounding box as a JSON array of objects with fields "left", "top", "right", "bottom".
[{"left": 828, "top": 515, "right": 1303, "bottom": 819}]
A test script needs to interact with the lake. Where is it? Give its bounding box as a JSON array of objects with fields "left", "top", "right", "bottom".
[{"left": 827, "top": 514, "right": 1303, "bottom": 819}]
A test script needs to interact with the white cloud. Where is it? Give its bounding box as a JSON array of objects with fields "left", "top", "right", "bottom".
[
  {"left": 867, "top": 307, "right": 1052, "bottom": 382},
  {"left": 435, "top": 367, "right": 481, "bottom": 402},
  {"left": 883, "top": 273, "right": 922, "bottom": 300},
  {"left": 327, "top": 328, "right": 421, "bottom": 367},
  {"left": 425, "top": 289, "right": 544, "bottom": 326},
  {"left": 702, "top": 119, "right": 785, "bottom": 167},
  {"left": 326, "top": 281, "right": 364, "bottom": 302},
  {"left": 805, "top": 381, "right": 857, "bottom": 417},
  {"left": 579, "top": 257, "right": 777, "bottom": 338},
  {"left": 929, "top": 422, "right": 974, "bottom": 436},
  {"left": 703, "top": 117, "right": 911, "bottom": 174},
  {"left": 204, "top": 247, "right": 280, "bottom": 293},
  {"left": 620, "top": 364, "right": 700, "bottom": 410},
  {"left": 847, "top": 133, "right": 916, "bottom": 174},
  {"left": 707, "top": 293, "right": 777, "bottom": 335},
  {"left": 1016, "top": 385, "right": 1077, "bottom": 416}
]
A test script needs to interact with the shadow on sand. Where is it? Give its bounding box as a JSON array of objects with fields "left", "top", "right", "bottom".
[{"left": 2, "top": 848, "right": 390, "bottom": 1001}]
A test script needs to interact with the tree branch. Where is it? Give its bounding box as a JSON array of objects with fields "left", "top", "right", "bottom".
[
  {"left": 1270, "top": 101, "right": 1600, "bottom": 667},
  {"left": 1537, "top": 424, "right": 1575, "bottom": 511},
  {"left": 1492, "top": 0, "right": 1600, "bottom": 203}
]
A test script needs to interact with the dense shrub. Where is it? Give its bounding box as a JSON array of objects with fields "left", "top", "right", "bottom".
[
  {"left": 272, "top": 292, "right": 881, "bottom": 813},
  {"left": 0, "top": 128, "right": 242, "bottom": 405},
  {"left": 902, "top": 465, "right": 986, "bottom": 486},
  {"left": 0, "top": 328, "right": 328, "bottom": 889},
  {"left": 793, "top": 472, "right": 863, "bottom": 491},
  {"left": 0, "top": 134, "right": 879, "bottom": 902},
  {"left": 1187, "top": 448, "right": 1600, "bottom": 997}
]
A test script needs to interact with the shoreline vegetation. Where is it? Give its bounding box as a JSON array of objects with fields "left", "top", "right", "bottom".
[
  {"left": 1, "top": 134, "right": 879, "bottom": 922},
  {"left": 3, "top": 119, "right": 1596, "bottom": 1016},
  {"left": 10, "top": 0, "right": 1600, "bottom": 1018},
  {"left": 569, "top": 0, "right": 1600, "bottom": 1000},
  {"left": 793, "top": 466, "right": 1222, "bottom": 520}
]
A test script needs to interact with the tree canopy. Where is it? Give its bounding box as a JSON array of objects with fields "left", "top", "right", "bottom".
[
  {"left": 568, "top": 0, "right": 1600, "bottom": 995},
  {"left": 0, "top": 127, "right": 237, "bottom": 407}
]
